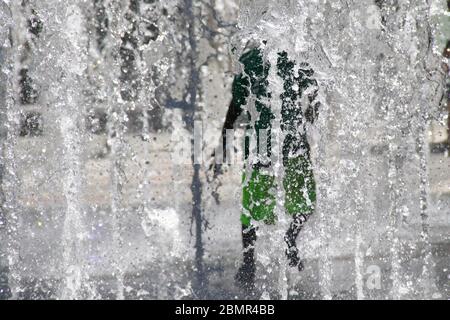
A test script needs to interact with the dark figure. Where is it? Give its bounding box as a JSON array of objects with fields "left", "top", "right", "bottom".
[{"left": 216, "top": 45, "right": 320, "bottom": 294}]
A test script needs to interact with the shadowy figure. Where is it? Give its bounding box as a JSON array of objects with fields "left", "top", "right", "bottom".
[{"left": 214, "top": 44, "right": 320, "bottom": 295}]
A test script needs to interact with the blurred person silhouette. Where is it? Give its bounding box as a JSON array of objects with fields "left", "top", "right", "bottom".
[{"left": 211, "top": 42, "right": 320, "bottom": 293}]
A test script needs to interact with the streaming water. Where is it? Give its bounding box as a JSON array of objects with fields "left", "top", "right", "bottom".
[{"left": 0, "top": 0, "right": 448, "bottom": 300}]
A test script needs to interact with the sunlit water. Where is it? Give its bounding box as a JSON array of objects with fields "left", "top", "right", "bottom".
[{"left": 0, "top": 0, "right": 449, "bottom": 300}]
